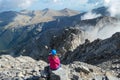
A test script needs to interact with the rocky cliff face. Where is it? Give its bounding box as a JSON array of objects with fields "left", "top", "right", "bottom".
[{"left": 62, "top": 32, "right": 120, "bottom": 77}]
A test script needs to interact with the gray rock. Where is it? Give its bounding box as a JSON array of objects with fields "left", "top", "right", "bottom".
[
  {"left": 50, "top": 67, "right": 69, "bottom": 80},
  {"left": 105, "top": 71, "right": 120, "bottom": 80},
  {"left": 12, "top": 77, "right": 23, "bottom": 80}
]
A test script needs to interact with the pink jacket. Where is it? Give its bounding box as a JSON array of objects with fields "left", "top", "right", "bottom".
[{"left": 48, "top": 55, "right": 60, "bottom": 70}]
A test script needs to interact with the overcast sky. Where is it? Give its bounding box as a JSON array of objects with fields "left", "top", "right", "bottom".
[{"left": 0, "top": 0, "right": 119, "bottom": 13}]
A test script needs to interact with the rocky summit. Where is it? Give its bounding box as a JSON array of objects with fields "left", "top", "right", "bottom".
[{"left": 0, "top": 55, "right": 119, "bottom": 80}]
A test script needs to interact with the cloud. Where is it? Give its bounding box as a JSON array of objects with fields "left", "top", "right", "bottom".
[
  {"left": 97, "top": 22, "right": 120, "bottom": 39},
  {"left": 104, "top": 0, "right": 120, "bottom": 17},
  {"left": 49, "top": 0, "right": 88, "bottom": 5},
  {"left": 18, "top": 0, "right": 35, "bottom": 9},
  {"left": 39, "top": 0, "right": 103, "bottom": 11},
  {"left": 53, "top": 0, "right": 59, "bottom": 3},
  {"left": 0, "top": 0, "right": 37, "bottom": 12},
  {"left": 81, "top": 12, "right": 101, "bottom": 20},
  {"left": 82, "top": 21, "right": 120, "bottom": 42},
  {"left": 81, "top": 0, "right": 120, "bottom": 20},
  {"left": 104, "top": 0, "right": 110, "bottom": 3}
]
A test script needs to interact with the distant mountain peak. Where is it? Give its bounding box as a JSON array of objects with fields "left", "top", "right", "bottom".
[
  {"left": 62, "top": 8, "right": 70, "bottom": 11},
  {"left": 42, "top": 8, "right": 54, "bottom": 12},
  {"left": 20, "top": 10, "right": 33, "bottom": 14},
  {"left": 61, "top": 8, "right": 73, "bottom": 12},
  {"left": 60, "top": 8, "right": 80, "bottom": 16},
  {"left": 43, "top": 8, "right": 49, "bottom": 11}
]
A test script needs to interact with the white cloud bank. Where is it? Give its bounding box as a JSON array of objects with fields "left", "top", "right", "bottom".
[
  {"left": 104, "top": 0, "right": 120, "bottom": 17},
  {"left": 82, "top": 21, "right": 120, "bottom": 42},
  {"left": 81, "top": 0, "right": 120, "bottom": 20},
  {"left": 0, "top": 0, "right": 37, "bottom": 11},
  {"left": 81, "top": 12, "right": 101, "bottom": 20}
]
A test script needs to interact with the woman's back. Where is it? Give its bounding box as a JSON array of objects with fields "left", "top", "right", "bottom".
[{"left": 48, "top": 49, "right": 60, "bottom": 70}]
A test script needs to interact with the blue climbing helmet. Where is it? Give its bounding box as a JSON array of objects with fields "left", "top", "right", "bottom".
[{"left": 51, "top": 49, "right": 57, "bottom": 55}]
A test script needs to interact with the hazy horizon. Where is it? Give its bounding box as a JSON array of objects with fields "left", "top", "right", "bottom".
[
  {"left": 0, "top": 8, "right": 83, "bottom": 13},
  {"left": 0, "top": 0, "right": 105, "bottom": 12}
]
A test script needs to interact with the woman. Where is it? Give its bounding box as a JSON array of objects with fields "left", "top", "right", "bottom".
[{"left": 48, "top": 49, "right": 61, "bottom": 70}]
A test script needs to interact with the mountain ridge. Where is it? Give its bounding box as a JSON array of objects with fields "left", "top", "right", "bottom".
[{"left": 0, "top": 8, "right": 80, "bottom": 28}]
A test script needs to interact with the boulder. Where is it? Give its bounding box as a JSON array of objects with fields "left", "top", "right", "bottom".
[
  {"left": 105, "top": 71, "right": 120, "bottom": 80},
  {"left": 50, "top": 67, "right": 69, "bottom": 80}
]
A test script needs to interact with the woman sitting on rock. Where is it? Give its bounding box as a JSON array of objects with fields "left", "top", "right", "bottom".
[
  {"left": 42, "top": 49, "right": 60, "bottom": 78},
  {"left": 48, "top": 49, "right": 61, "bottom": 70}
]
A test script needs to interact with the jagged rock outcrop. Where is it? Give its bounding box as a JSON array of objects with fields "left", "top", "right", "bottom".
[
  {"left": 62, "top": 32, "right": 120, "bottom": 78},
  {"left": 10, "top": 27, "right": 85, "bottom": 61}
]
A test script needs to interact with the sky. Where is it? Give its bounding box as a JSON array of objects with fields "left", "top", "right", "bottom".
[
  {"left": 0, "top": 0, "right": 104, "bottom": 12},
  {"left": 0, "top": 0, "right": 120, "bottom": 14}
]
